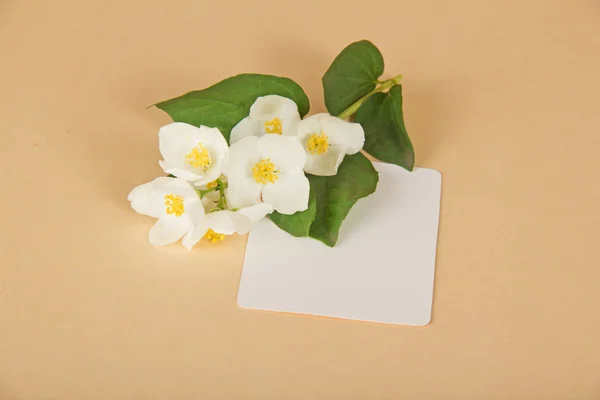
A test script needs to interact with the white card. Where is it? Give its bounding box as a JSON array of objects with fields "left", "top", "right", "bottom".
[{"left": 237, "top": 163, "right": 442, "bottom": 326}]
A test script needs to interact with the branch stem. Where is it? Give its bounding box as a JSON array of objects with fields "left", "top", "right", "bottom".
[
  {"left": 337, "top": 74, "right": 402, "bottom": 120},
  {"left": 217, "top": 178, "right": 227, "bottom": 210}
]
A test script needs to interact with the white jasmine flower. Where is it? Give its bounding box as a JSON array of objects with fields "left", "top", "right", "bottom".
[
  {"left": 229, "top": 95, "right": 301, "bottom": 144},
  {"left": 128, "top": 177, "right": 206, "bottom": 249},
  {"left": 198, "top": 203, "right": 274, "bottom": 243},
  {"left": 198, "top": 180, "right": 221, "bottom": 210},
  {"left": 128, "top": 177, "right": 273, "bottom": 249},
  {"left": 158, "top": 122, "right": 229, "bottom": 187},
  {"left": 225, "top": 135, "right": 309, "bottom": 215},
  {"left": 198, "top": 179, "right": 273, "bottom": 244},
  {"left": 295, "top": 113, "right": 365, "bottom": 176}
]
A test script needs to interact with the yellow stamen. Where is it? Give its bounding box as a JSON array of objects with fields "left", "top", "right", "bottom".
[
  {"left": 252, "top": 158, "right": 279, "bottom": 184},
  {"left": 185, "top": 143, "right": 212, "bottom": 170},
  {"left": 205, "top": 229, "right": 225, "bottom": 243},
  {"left": 206, "top": 180, "right": 218, "bottom": 189},
  {"left": 164, "top": 194, "right": 185, "bottom": 217},
  {"left": 264, "top": 118, "right": 283, "bottom": 134},
  {"left": 307, "top": 132, "right": 329, "bottom": 155}
]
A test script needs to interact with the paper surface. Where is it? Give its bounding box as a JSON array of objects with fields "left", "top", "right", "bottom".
[{"left": 237, "top": 163, "right": 442, "bottom": 326}]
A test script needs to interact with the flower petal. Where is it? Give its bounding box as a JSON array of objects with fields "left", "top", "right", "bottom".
[
  {"left": 205, "top": 210, "right": 252, "bottom": 235},
  {"left": 249, "top": 95, "right": 301, "bottom": 136},
  {"left": 128, "top": 177, "right": 197, "bottom": 218},
  {"left": 198, "top": 126, "right": 229, "bottom": 185},
  {"left": 128, "top": 181, "right": 165, "bottom": 219},
  {"left": 262, "top": 170, "right": 309, "bottom": 214},
  {"left": 249, "top": 95, "right": 296, "bottom": 121},
  {"left": 237, "top": 203, "right": 274, "bottom": 223},
  {"left": 230, "top": 117, "right": 262, "bottom": 144},
  {"left": 224, "top": 136, "right": 264, "bottom": 209},
  {"left": 150, "top": 176, "right": 198, "bottom": 198},
  {"left": 294, "top": 113, "right": 324, "bottom": 141},
  {"left": 201, "top": 191, "right": 220, "bottom": 211},
  {"left": 226, "top": 177, "right": 263, "bottom": 209},
  {"left": 159, "top": 164, "right": 203, "bottom": 182},
  {"left": 279, "top": 98, "right": 301, "bottom": 136},
  {"left": 148, "top": 218, "right": 191, "bottom": 247},
  {"left": 180, "top": 202, "right": 209, "bottom": 250},
  {"left": 159, "top": 122, "right": 205, "bottom": 169},
  {"left": 199, "top": 126, "right": 228, "bottom": 157},
  {"left": 192, "top": 164, "right": 222, "bottom": 187},
  {"left": 303, "top": 148, "right": 345, "bottom": 176},
  {"left": 224, "top": 136, "right": 261, "bottom": 179},
  {"left": 322, "top": 116, "right": 365, "bottom": 154},
  {"left": 256, "top": 135, "right": 306, "bottom": 173}
]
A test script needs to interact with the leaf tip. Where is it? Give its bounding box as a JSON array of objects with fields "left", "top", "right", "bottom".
[{"left": 322, "top": 237, "right": 337, "bottom": 248}]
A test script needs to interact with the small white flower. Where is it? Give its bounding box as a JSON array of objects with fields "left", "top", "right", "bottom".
[
  {"left": 158, "top": 122, "right": 229, "bottom": 187},
  {"left": 295, "top": 113, "right": 365, "bottom": 176},
  {"left": 229, "top": 95, "right": 301, "bottom": 144},
  {"left": 199, "top": 203, "right": 274, "bottom": 243},
  {"left": 225, "top": 135, "right": 309, "bottom": 215},
  {"left": 199, "top": 180, "right": 273, "bottom": 244},
  {"left": 128, "top": 177, "right": 273, "bottom": 249},
  {"left": 199, "top": 181, "right": 222, "bottom": 210},
  {"left": 128, "top": 177, "right": 206, "bottom": 249}
]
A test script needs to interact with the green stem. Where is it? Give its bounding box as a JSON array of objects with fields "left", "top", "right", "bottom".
[
  {"left": 337, "top": 74, "right": 402, "bottom": 120},
  {"left": 195, "top": 187, "right": 218, "bottom": 198},
  {"left": 217, "top": 178, "right": 227, "bottom": 210}
]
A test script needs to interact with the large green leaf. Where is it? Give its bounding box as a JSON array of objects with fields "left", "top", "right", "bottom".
[
  {"left": 308, "top": 153, "right": 379, "bottom": 247},
  {"left": 269, "top": 187, "right": 316, "bottom": 237},
  {"left": 322, "top": 40, "right": 384, "bottom": 116},
  {"left": 354, "top": 85, "right": 415, "bottom": 171},
  {"left": 155, "top": 74, "right": 310, "bottom": 142}
]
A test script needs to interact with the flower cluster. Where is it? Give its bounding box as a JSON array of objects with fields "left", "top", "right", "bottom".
[{"left": 129, "top": 95, "right": 365, "bottom": 249}]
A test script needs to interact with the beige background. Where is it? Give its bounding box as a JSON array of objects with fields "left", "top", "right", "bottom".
[{"left": 1, "top": 0, "right": 599, "bottom": 399}]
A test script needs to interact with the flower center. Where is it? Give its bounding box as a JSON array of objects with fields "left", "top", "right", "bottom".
[
  {"left": 185, "top": 143, "right": 212, "bottom": 170},
  {"left": 307, "top": 132, "right": 329, "bottom": 155},
  {"left": 164, "top": 194, "right": 185, "bottom": 217},
  {"left": 206, "top": 180, "right": 218, "bottom": 189},
  {"left": 264, "top": 118, "right": 283, "bottom": 134},
  {"left": 205, "top": 229, "right": 225, "bottom": 243},
  {"left": 252, "top": 158, "right": 279, "bottom": 184}
]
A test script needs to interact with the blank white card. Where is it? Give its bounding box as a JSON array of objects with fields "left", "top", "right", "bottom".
[{"left": 237, "top": 163, "right": 442, "bottom": 326}]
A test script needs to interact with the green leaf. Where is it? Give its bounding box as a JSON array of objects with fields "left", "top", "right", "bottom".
[
  {"left": 322, "top": 40, "right": 384, "bottom": 116},
  {"left": 269, "top": 187, "right": 316, "bottom": 237},
  {"left": 308, "top": 153, "right": 379, "bottom": 247},
  {"left": 155, "top": 74, "right": 310, "bottom": 142},
  {"left": 354, "top": 85, "right": 415, "bottom": 171}
]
